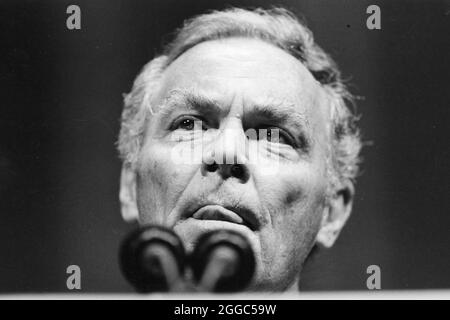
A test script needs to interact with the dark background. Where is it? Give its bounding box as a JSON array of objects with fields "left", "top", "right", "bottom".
[{"left": 0, "top": 0, "right": 449, "bottom": 292}]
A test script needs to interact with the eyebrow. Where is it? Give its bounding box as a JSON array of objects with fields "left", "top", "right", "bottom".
[
  {"left": 159, "top": 90, "right": 308, "bottom": 125},
  {"left": 245, "top": 102, "right": 309, "bottom": 131},
  {"left": 157, "top": 89, "right": 224, "bottom": 119}
]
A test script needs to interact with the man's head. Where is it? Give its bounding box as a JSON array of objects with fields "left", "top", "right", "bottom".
[{"left": 117, "top": 8, "right": 361, "bottom": 291}]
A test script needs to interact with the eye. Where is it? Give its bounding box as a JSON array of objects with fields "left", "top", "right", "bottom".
[
  {"left": 256, "top": 127, "right": 294, "bottom": 146},
  {"left": 178, "top": 118, "right": 195, "bottom": 130},
  {"left": 171, "top": 116, "right": 206, "bottom": 131}
]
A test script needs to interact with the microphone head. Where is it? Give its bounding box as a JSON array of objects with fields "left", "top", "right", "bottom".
[
  {"left": 119, "top": 225, "right": 186, "bottom": 292},
  {"left": 191, "top": 229, "right": 256, "bottom": 292}
]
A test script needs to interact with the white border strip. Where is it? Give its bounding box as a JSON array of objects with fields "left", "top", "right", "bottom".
[{"left": 1, "top": 290, "right": 450, "bottom": 300}]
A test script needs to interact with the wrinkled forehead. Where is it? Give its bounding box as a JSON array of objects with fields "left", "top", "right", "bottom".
[{"left": 152, "top": 38, "right": 330, "bottom": 130}]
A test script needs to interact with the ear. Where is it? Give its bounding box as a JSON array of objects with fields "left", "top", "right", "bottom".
[
  {"left": 316, "top": 180, "right": 355, "bottom": 248},
  {"left": 119, "top": 164, "right": 139, "bottom": 222}
]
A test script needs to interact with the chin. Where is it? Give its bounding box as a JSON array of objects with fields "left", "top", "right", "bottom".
[{"left": 247, "top": 264, "right": 300, "bottom": 292}]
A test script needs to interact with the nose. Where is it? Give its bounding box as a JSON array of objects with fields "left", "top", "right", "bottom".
[
  {"left": 204, "top": 161, "right": 249, "bottom": 182},
  {"left": 202, "top": 117, "right": 250, "bottom": 183}
]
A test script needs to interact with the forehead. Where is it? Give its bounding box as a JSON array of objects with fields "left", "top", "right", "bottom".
[{"left": 154, "top": 38, "right": 329, "bottom": 126}]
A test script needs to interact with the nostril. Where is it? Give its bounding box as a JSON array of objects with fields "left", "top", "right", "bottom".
[
  {"left": 230, "top": 164, "right": 244, "bottom": 177},
  {"left": 206, "top": 162, "right": 219, "bottom": 172}
]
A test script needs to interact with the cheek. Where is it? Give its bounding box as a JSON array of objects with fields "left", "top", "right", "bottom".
[
  {"left": 258, "top": 166, "right": 327, "bottom": 273},
  {"left": 135, "top": 143, "right": 194, "bottom": 222},
  {"left": 259, "top": 162, "right": 328, "bottom": 231},
  {"left": 280, "top": 173, "right": 327, "bottom": 260},
  {"left": 138, "top": 145, "right": 170, "bottom": 189}
]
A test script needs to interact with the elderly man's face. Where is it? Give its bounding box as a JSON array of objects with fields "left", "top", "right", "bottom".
[{"left": 121, "top": 38, "right": 352, "bottom": 290}]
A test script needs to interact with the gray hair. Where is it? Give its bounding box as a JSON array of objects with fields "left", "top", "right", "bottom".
[{"left": 118, "top": 7, "right": 362, "bottom": 186}]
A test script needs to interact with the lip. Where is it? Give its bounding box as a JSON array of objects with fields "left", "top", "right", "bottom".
[
  {"left": 189, "top": 204, "right": 259, "bottom": 231},
  {"left": 193, "top": 205, "right": 244, "bottom": 224}
]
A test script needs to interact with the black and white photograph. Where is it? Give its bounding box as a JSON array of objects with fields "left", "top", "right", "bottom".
[{"left": 0, "top": 0, "right": 449, "bottom": 302}]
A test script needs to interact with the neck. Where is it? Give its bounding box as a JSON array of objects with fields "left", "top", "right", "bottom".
[{"left": 285, "top": 276, "right": 300, "bottom": 292}]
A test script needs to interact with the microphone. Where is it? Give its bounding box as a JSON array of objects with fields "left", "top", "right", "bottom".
[
  {"left": 190, "top": 230, "right": 256, "bottom": 292},
  {"left": 119, "top": 225, "right": 186, "bottom": 293}
]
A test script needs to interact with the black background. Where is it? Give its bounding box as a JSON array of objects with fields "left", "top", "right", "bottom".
[{"left": 0, "top": 0, "right": 449, "bottom": 292}]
